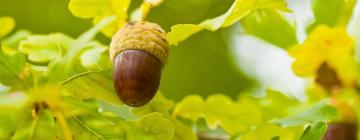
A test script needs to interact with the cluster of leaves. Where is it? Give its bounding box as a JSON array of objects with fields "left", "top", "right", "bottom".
[{"left": 1, "top": 0, "right": 359, "bottom": 140}]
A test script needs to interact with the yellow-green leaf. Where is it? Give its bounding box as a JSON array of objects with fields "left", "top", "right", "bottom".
[
  {"left": 69, "top": 0, "right": 131, "bottom": 37},
  {"left": 0, "top": 17, "right": 15, "bottom": 38},
  {"left": 167, "top": 24, "right": 203, "bottom": 46},
  {"left": 134, "top": 112, "right": 174, "bottom": 140},
  {"left": 19, "top": 33, "right": 74, "bottom": 64},
  {"left": 242, "top": 124, "right": 295, "bottom": 140},
  {"left": 68, "top": 0, "right": 111, "bottom": 18},
  {"left": 173, "top": 95, "right": 204, "bottom": 122},
  {"left": 241, "top": 9, "right": 297, "bottom": 48},
  {"left": 131, "top": 92, "right": 175, "bottom": 116},
  {"left": 167, "top": 0, "right": 289, "bottom": 46}
]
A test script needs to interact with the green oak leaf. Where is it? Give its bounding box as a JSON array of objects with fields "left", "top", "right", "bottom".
[
  {"left": 167, "top": 0, "right": 289, "bottom": 46},
  {"left": 308, "top": 0, "right": 356, "bottom": 32},
  {"left": 43, "top": 16, "right": 115, "bottom": 84},
  {"left": 0, "top": 16, "right": 15, "bottom": 38},
  {"left": 173, "top": 94, "right": 262, "bottom": 135},
  {"left": 242, "top": 124, "right": 294, "bottom": 140},
  {"left": 61, "top": 70, "right": 121, "bottom": 105},
  {"left": 220, "top": 97, "right": 262, "bottom": 135},
  {"left": 255, "top": 89, "right": 300, "bottom": 121},
  {"left": 0, "top": 93, "right": 28, "bottom": 139},
  {"left": 203, "top": 94, "right": 234, "bottom": 129},
  {"left": 19, "top": 33, "right": 74, "bottom": 64},
  {"left": 131, "top": 92, "right": 175, "bottom": 116},
  {"left": 272, "top": 99, "right": 337, "bottom": 127},
  {"left": 11, "top": 109, "right": 57, "bottom": 140},
  {"left": 170, "top": 118, "right": 197, "bottom": 140},
  {"left": 0, "top": 48, "right": 30, "bottom": 90},
  {"left": 300, "top": 121, "right": 327, "bottom": 140},
  {"left": 79, "top": 41, "right": 112, "bottom": 70},
  {"left": 173, "top": 95, "right": 204, "bottom": 122},
  {"left": 241, "top": 9, "right": 297, "bottom": 49},
  {"left": 68, "top": 113, "right": 127, "bottom": 140},
  {"left": 134, "top": 112, "right": 174, "bottom": 140},
  {"left": 1, "top": 30, "right": 31, "bottom": 54},
  {"left": 69, "top": 0, "right": 130, "bottom": 37}
]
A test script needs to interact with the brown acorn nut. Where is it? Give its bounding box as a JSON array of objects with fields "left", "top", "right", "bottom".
[
  {"left": 322, "top": 122, "right": 358, "bottom": 140},
  {"left": 110, "top": 21, "right": 169, "bottom": 107}
]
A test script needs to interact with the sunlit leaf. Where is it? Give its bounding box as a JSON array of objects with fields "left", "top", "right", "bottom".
[
  {"left": 68, "top": 0, "right": 111, "bottom": 19},
  {"left": 19, "top": 33, "right": 74, "bottom": 64},
  {"left": 0, "top": 93, "right": 28, "bottom": 139},
  {"left": 167, "top": 24, "right": 203, "bottom": 46},
  {"left": 68, "top": 113, "right": 126, "bottom": 140},
  {"left": 69, "top": 0, "right": 130, "bottom": 37},
  {"left": 255, "top": 89, "right": 300, "bottom": 121},
  {"left": 134, "top": 112, "right": 174, "bottom": 140},
  {"left": 203, "top": 94, "right": 233, "bottom": 129},
  {"left": 300, "top": 121, "right": 327, "bottom": 140},
  {"left": 132, "top": 92, "right": 174, "bottom": 116},
  {"left": 308, "top": 0, "right": 356, "bottom": 32},
  {"left": 167, "top": 0, "right": 289, "bottom": 46},
  {"left": 79, "top": 41, "right": 112, "bottom": 70},
  {"left": 1, "top": 30, "right": 31, "bottom": 54},
  {"left": 221, "top": 96, "right": 262, "bottom": 135},
  {"left": 44, "top": 16, "right": 115, "bottom": 84},
  {"left": 242, "top": 124, "right": 295, "bottom": 140},
  {"left": 145, "top": 0, "right": 164, "bottom": 6},
  {"left": 272, "top": 99, "right": 337, "bottom": 127},
  {"left": 0, "top": 48, "right": 30, "bottom": 90},
  {"left": 170, "top": 118, "right": 197, "bottom": 140},
  {"left": 241, "top": 9, "right": 297, "bottom": 48},
  {"left": 61, "top": 70, "right": 121, "bottom": 105},
  {"left": 12, "top": 109, "right": 57, "bottom": 140},
  {"left": 173, "top": 95, "right": 204, "bottom": 122},
  {"left": 0, "top": 16, "right": 15, "bottom": 38}
]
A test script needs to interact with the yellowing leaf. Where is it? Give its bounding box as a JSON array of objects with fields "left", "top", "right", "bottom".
[
  {"left": 167, "top": 0, "right": 289, "bottom": 46},
  {"left": 135, "top": 112, "right": 174, "bottom": 140},
  {"left": 0, "top": 16, "right": 15, "bottom": 37}
]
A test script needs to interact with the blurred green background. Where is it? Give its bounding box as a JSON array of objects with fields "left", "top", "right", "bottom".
[{"left": 0, "top": 0, "right": 254, "bottom": 100}]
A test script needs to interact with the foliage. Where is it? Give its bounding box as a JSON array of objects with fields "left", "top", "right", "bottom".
[{"left": 1, "top": 0, "right": 360, "bottom": 140}]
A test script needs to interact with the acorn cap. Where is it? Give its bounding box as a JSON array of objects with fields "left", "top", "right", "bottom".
[{"left": 110, "top": 21, "right": 169, "bottom": 64}]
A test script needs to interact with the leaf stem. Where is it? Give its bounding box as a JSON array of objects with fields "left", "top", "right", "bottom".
[{"left": 140, "top": 2, "right": 153, "bottom": 21}]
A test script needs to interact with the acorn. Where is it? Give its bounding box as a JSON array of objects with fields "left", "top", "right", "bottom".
[
  {"left": 110, "top": 21, "right": 169, "bottom": 107},
  {"left": 322, "top": 122, "right": 358, "bottom": 140}
]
